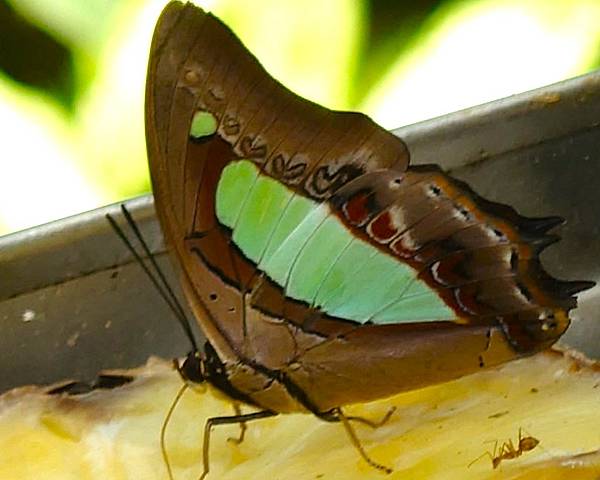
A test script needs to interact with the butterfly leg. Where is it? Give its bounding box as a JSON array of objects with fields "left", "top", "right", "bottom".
[
  {"left": 318, "top": 405, "right": 396, "bottom": 429},
  {"left": 320, "top": 407, "right": 393, "bottom": 474},
  {"left": 200, "top": 410, "right": 277, "bottom": 480},
  {"left": 226, "top": 403, "right": 247, "bottom": 444},
  {"left": 345, "top": 406, "right": 396, "bottom": 429}
]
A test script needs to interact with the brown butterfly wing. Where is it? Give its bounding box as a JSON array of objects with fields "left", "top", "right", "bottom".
[
  {"left": 146, "top": 2, "right": 591, "bottom": 411},
  {"left": 146, "top": 2, "right": 407, "bottom": 357}
]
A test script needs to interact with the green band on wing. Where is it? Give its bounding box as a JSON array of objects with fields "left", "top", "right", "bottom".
[
  {"left": 216, "top": 160, "right": 454, "bottom": 324},
  {"left": 190, "top": 111, "right": 217, "bottom": 138}
]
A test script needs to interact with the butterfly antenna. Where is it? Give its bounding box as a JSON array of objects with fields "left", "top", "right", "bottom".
[
  {"left": 106, "top": 207, "right": 199, "bottom": 352},
  {"left": 118, "top": 205, "right": 194, "bottom": 331}
]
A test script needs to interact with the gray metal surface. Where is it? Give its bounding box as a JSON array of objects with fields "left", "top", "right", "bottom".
[{"left": 1, "top": 70, "right": 599, "bottom": 393}]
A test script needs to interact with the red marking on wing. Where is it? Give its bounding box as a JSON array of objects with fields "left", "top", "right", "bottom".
[
  {"left": 343, "top": 192, "right": 371, "bottom": 226},
  {"left": 390, "top": 233, "right": 419, "bottom": 258},
  {"left": 369, "top": 211, "right": 399, "bottom": 243}
]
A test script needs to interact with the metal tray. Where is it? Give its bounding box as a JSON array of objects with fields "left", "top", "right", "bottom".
[{"left": 1, "top": 70, "right": 599, "bottom": 394}]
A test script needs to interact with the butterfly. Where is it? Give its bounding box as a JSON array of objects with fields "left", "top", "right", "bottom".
[{"left": 145, "top": 1, "right": 593, "bottom": 477}]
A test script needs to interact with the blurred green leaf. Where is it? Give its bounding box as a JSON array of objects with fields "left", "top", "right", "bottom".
[
  {"left": 209, "top": 0, "right": 365, "bottom": 110},
  {"left": 6, "top": 0, "right": 122, "bottom": 53},
  {"left": 0, "top": 2, "right": 75, "bottom": 110},
  {"left": 362, "top": 0, "right": 600, "bottom": 128}
]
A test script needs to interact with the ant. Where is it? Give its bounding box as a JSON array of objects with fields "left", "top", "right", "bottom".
[{"left": 469, "top": 428, "right": 540, "bottom": 469}]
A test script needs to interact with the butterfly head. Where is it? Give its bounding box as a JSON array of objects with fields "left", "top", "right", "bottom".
[{"left": 177, "top": 350, "right": 207, "bottom": 385}]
